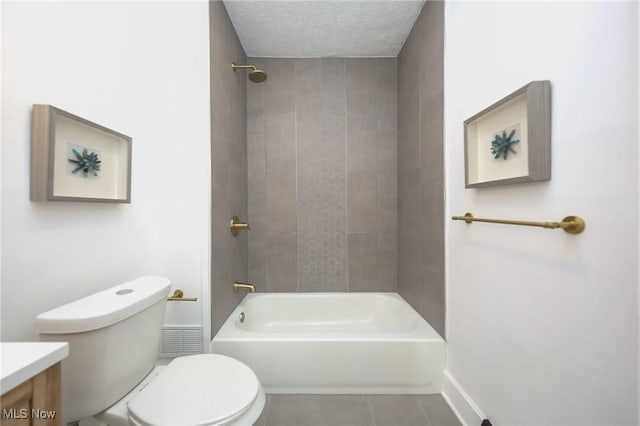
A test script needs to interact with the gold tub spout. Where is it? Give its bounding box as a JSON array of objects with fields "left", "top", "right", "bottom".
[{"left": 233, "top": 281, "right": 256, "bottom": 292}]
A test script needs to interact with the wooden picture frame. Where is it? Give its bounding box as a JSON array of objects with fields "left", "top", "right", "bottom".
[
  {"left": 464, "top": 80, "right": 551, "bottom": 188},
  {"left": 30, "top": 105, "right": 132, "bottom": 203}
]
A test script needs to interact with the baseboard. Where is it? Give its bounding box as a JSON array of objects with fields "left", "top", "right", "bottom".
[{"left": 442, "top": 370, "right": 485, "bottom": 426}]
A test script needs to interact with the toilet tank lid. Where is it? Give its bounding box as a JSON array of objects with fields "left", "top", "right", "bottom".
[{"left": 36, "top": 276, "right": 171, "bottom": 334}]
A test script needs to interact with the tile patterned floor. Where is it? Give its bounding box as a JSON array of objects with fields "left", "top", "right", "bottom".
[{"left": 254, "top": 394, "right": 462, "bottom": 426}]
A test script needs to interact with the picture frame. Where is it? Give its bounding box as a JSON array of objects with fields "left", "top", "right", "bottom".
[
  {"left": 30, "top": 105, "right": 132, "bottom": 203},
  {"left": 464, "top": 80, "right": 551, "bottom": 188}
]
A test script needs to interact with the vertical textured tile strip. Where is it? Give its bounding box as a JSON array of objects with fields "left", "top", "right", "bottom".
[{"left": 296, "top": 59, "right": 348, "bottom": 291}]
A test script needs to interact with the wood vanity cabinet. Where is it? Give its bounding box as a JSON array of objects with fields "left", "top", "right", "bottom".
[{"left": 1, "top": 362, "right": 62, "bottom": 426}]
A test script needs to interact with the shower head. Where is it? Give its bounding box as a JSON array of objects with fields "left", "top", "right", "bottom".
[
  {"left": 248, "top": 69, "right": 267, "bottom": 83},
  {"left": 231, "top": 63, "right": 268, "bottom": 83}
]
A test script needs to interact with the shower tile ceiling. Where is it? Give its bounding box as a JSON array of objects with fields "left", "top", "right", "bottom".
[{"left": 222, "top": 0, "right": 427, "bottom": 57}]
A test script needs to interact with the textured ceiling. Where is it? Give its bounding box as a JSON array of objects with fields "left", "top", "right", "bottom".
[{"left": 222, "top": 0, "right": 426, "bottom": 58}]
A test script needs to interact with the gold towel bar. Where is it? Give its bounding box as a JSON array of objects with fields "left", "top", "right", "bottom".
[
  {"left": 451, "top": 213, "right": 586, "bottom": 234},
  {"left": 167, "top": 289, "right": 198, "bottom": 302}
]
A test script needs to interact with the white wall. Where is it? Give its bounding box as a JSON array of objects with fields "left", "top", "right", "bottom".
[
  {"left": 1, "top": 1, "right": 211, "bottom": 340},
  {"left": 445, "top": 2, "right": 638, "bottom": 425}
]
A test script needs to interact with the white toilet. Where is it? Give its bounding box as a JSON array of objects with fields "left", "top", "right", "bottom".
[{"left": 36, "top": 276, "right": 265, "bottom": 426}]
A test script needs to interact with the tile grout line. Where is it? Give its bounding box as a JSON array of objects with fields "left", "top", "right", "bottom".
[
  {"left": 294, "top": 58, "right": 300, "bottom": 292},
  {"left": 417, "top": 397, "right": 436, "bottom": 426},
  {"left": 364, "top": 395, "right": 378, "bottom": 426},
  {"left": 261, "top": 394, "right": 273, "bottom": 426},
  {"left": 259, "top": 74, "right": 270, "bottom": 293},
  {"left": 344, "top": 58, "right": 350, "bottom": 293}
]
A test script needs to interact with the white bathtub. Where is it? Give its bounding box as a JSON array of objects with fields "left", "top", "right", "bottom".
[{"left": 212, "top": 293, "right": 446, "bottom": 394}]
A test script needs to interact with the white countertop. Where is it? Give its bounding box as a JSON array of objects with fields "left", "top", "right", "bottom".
[{"left": 1, "top": 342, "right": 69, "bottom": 394}]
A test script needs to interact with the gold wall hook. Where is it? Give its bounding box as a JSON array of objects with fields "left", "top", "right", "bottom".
[
  {"left": 230, "top": 216, "right": 251, "bottom": 236},
  {"left": 167, "top": 289, "right": 198, "bottom": 301},
  {"left": 451, "top": 212, "right": 586, "bottom": 234}
]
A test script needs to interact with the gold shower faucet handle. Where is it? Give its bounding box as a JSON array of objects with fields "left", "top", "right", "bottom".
[{"left": 230, "top": 216, "right": 251, "bottom": 236}]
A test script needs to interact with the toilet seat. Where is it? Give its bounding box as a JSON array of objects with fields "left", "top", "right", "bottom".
[{"left": 125, "top": 354, "right": 261, "bottom": 426}]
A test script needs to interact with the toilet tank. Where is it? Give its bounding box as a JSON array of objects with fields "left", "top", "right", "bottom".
[{"left": 36, "top": 276, "right": 171, "bottom": 423}]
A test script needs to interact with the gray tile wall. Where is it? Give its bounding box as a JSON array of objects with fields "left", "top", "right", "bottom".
[
  {"left": 397, "top": 0, "right": 445, "bottom": 336},
  {"left": 209, "top": 1, "right": 248, "bottom": 337},
  {"left": 346, "top": 58, "right": 398, "bottom": 293},
  {"left": 247, "top": 58, "right": 397, "bottom": 292}
]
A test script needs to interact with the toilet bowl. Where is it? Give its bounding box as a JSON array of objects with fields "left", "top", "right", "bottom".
[{"left": 36, "top": 276, "right": 265, "bottom": 425}]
